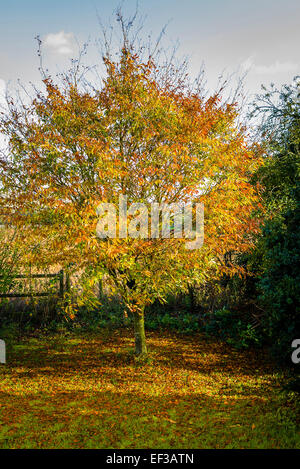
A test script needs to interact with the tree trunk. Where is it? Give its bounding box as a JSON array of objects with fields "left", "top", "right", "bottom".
[{"left": 133, "top": 311, "right": 147, "bottom": 356}]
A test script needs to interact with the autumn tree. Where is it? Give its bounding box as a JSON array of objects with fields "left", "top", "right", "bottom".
[{"left": 0, "top": 13, "right": 262, "bottom": 355}]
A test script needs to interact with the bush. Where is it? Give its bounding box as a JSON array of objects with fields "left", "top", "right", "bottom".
[
  {"left": 203, "top": 307, "right": 263, "bottom": 349},
  {"left": 258, "top": 187, "right": 300, "bottom": 363},
  {"left": 146, "top": 311, "right": 199, "bottom": 333}
]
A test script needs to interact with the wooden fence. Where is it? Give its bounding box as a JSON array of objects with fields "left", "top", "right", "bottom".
[{"left": 0, "top": 270, "right": 67, "bottom": 299}]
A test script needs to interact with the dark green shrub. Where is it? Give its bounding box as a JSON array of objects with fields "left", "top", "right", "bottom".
[
  {"left": 203, "top": 307, "right": 263, "bottom": 349},
  {"left": 258, "top": 186, "right": 300, "bottom": 363}
]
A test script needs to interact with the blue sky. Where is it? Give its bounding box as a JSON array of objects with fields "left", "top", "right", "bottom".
[{"left": 0, "top": 0, "right": 299, "bottom": 102}]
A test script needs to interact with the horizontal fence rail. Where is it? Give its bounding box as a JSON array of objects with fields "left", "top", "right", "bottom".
[{"left": 0, "top": 270, "right": 67, "bottom": 298}]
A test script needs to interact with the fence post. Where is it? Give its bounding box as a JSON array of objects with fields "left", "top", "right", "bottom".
[
  {"left": 98, "top": 278, "right": 103, "bottom": 300},
  {"left": 59, "top": 270, "right": 64, "bottom": 298},
  {"left": 66, "top": 271, "right": 71, "bottom": 293}
]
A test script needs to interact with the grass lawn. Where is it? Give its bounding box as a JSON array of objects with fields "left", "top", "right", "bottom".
[{"left": 0, "top": 329, "right": 299, "bottom": 449}]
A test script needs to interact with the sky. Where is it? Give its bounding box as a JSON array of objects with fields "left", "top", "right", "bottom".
[{"left": 0, "top": 0, "right": 299, "bottom": 135}]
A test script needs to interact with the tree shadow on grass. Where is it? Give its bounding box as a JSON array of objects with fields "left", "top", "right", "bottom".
[
  {"left": 1, "top": 330, "right": 276, "bottom": 382},
  {"left": 0, "top": 331, "right": 296, "bottom": 448}
]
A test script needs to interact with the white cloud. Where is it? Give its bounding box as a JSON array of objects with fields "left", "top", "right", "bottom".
[
  {"left": 253, "top": 61, "right": 298, "bottom": 74},
  {"left": 43, "top": 31, "right": 75, "bottom": 55},
  {"left": 240, "top": 56, "right": 298, "bottom": 75}
]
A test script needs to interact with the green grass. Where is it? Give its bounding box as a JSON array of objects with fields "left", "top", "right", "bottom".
[{"left": 0, "top": 330, "right": 299, "bottom": 448}]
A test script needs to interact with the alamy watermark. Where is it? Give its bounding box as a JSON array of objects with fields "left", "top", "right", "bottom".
[
  {"left": 0, "top": 339, "right": 5, "bottom": 364},
  {"left": 96, "top": 195, "right": 204, "bottom": 250},
  {"left": 291, "top": 339, "right": 300, "bottom": 364}
]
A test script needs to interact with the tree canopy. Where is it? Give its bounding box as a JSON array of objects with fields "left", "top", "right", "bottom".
[{"left": 0, "top": 26, "right": 263, "bottom": 354}]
